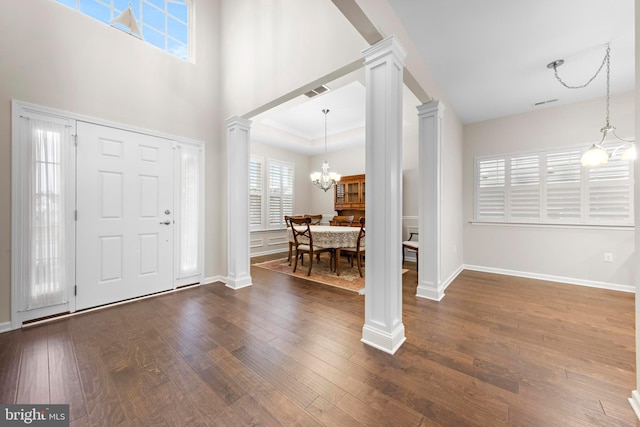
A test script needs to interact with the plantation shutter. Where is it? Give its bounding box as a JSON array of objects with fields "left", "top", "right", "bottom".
[
  {"left": 545, "top": 150, "right": 582, "bottom": 222},
  {"left": 249, "top": 157, "right": 263, "bottom": 230},
  {"left": 476, "top": 158, "right": 505, "bottom": 220},
  {"left": 267, "top": 160, "right": 295, "bottom": 229},
  {"left": 587, "top": 158, "right": 633, "bottom": 224},
  {"left": 475, "top": 146, "right": 634, "bottom": 226},
  {"left": 509, "top": 155, "right": 540, "bottom": 220}
]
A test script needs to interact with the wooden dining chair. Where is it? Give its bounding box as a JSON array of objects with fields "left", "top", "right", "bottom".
[
  {"left": 402, "top": 232, "right": 419, "bottom": 271},
  {"left": 288, "top": 216, "right": 334, "bottom": 276},
  {"left": 341, "top": 217, "right": 365, "bottom": 277},
  {"left": 329, "top": 215, "right": 354, "bottom": 226},
  {"left": 285, "top": 215, "right": 304, "bottom": 265},
  {"left": 304, "top": 214, "right": 323, "bottom": 225}
]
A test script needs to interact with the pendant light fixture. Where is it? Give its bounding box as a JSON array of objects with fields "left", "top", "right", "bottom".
[
  {"left": 547, "top": 45, "right": 635, "bottom": 166},
  {"left": 310, "top": 109, "right": 341, "bottom": 191}
]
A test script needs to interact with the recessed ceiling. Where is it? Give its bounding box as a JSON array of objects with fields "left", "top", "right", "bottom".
[
  {"left": 252, "top": 75, "right": 422, "bottom": 155},
  {"left": 388, "top": 0, "right": 635, "bottom": 124},
  {"left": 261, "top": 81, "right": 366, "bottom": 140}
]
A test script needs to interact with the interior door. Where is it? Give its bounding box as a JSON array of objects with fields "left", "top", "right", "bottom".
[{"left": 76, "top": 122, "right": 174, "bottom": 310}]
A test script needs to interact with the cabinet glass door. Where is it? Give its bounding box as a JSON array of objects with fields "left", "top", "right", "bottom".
[{"left": 347, "top": 182, "right": 359, "bottom": 203}]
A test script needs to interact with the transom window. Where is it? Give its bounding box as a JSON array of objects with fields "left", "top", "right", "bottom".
[
  {"left": 54, "top": 0, "right": 191, "bottom": 61},
  {"left": 474, "top": 145, "right": 634, "bottom": 226}
]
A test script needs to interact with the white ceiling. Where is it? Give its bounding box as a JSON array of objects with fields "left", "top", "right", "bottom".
[
  {"left": 253, "top": 0, "right": 635, "bottom": 153},
  {"left": 388, "top": 0, "right": 635, "bottom": 124}
]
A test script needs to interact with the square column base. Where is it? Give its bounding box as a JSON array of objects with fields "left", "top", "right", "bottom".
[
  {"left": 225, "top": 274, "right": 252, "bottom": 290},
  {"left": 416, "top": 282, "right": 445, "bottom": 301},
  {"left": 361, "top": 323, "right": 406, "bottom": 355}
]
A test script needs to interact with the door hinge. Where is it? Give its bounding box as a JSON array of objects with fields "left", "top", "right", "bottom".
[
  {"left": 74, "top": 285, "right": 77, "bottom": 296},
  {"left": 74, "top": 134, "right": 78, "bottom": 147},
  {"left": 74, "top": 210, "right": 78, "bottom": 221}
]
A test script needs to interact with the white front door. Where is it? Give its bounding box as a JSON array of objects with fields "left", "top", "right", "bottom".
[{"left": 76, "top": 122, "right": 174, "bottom": 310}]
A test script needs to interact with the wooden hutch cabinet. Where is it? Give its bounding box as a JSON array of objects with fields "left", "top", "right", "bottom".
[{"left": 334, "top": 174, "right": 365, "bottom": 219}]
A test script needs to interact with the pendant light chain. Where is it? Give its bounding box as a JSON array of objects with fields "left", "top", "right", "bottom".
[
  {"left": 605, "top": 46, "right": 610, "bottom": 128},
  {"left": 551, "top": 44, "right": 610, "bottom": 90},
  {"left": 310, "top": 109, "right": 341, "bottom": 191},
  {"left": 323, "top": 108, "right": 329, "bottom": 158}
]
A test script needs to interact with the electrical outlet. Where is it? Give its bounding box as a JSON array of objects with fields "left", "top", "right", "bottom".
[{"left": 603, "top": 252, "right": 613, "bottom": 263}]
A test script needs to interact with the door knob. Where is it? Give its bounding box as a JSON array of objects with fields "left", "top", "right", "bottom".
[{"left": 160, "top": 220, "right": 171, "bottom": 225}]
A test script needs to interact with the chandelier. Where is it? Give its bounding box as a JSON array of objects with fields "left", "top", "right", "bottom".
[
  {"left": 310, "top": 109, "right": 341, "bottom": 191},
  {"left": 547, "top": 44, "right": 635, "bottom": 166}
]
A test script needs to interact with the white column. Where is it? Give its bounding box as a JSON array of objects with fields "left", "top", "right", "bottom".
[
  {"left": 225, "top": 117, "right": 253, "bottom": 290},
  {"left": 416, "top": 101, "right": 445, "bottom": 301},
  {"left": 361, "top": 36, "right": 406, "bottom": 354}
]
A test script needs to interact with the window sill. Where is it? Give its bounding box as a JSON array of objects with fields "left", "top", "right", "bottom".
[{"left": 469, "top": 221, "right": 634, "bottom": 231}]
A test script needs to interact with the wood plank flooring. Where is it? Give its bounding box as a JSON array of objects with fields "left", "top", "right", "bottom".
[{"left": 1, "top": 253, "right": 638, "bottom": 426}]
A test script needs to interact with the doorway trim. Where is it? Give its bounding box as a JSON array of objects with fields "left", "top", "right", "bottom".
[{"left": 10, "top": 100, "right": 205, "bottom": 330}]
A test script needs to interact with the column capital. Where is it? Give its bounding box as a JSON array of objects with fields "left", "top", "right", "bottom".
[
  {"left": 225, "top": 116, "right": 252, "bottom": 130},
  {"left": 417, "top": 100, "right": 446, "bottom": 118},
  {"left": 362, "top": 35, "right": 407, "bottom": 66}
]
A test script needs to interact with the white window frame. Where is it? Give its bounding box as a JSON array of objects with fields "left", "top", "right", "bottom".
[
  {"left": 267, "top": 159, "right": 295, "bottom": 230},
  {"left": 11, "top": 100, "right": 205, "bottom": 330},
  {"left": 174, "top": 142, "right": 205, "bottom": 286},
  {"left": 474, "top": 144, "right": 634, "bottom": 226},
  {"left": 249, "top": 156, "right": 265, "bottom": 231},
  {"left": 11, "top": 101, "right": 77, "bottom": 328},
  {"left": 249, "top": 157, "right": 295, "bottom": 231},
  {"left": 53, "top": 0, "right": 194, "bottom": 62}
]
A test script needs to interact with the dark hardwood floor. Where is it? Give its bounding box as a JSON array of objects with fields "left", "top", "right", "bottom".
[{"left": 1, "top": 253, "right": 638, "bottom": 426}]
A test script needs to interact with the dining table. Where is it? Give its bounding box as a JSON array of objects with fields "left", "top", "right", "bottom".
[{"left": 287, "top": 225, "right": 363, "bottom": 276}]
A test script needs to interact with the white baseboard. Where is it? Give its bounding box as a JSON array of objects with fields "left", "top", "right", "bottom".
[
  {"left": 629, "top": 391, "right": 640, "bottom": 420},
  {"left": 403, "top": 252, "right": 417, "bottom": 263},
  {"left": 463, "top": 264, "right": 634, "bottom": 293},
  {"left": 250, "top": 248, "right": 288, "bottom": 258},
  {"left": 442, "top": 265, "right": 464, "bottom": 292},
  {"left": 0, "top": 321, "right": 13, "bottom": 334},
  {"left": 204, "top": 275, "right": 226, "bottom": 285}
]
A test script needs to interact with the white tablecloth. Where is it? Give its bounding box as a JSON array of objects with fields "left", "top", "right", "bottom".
[{"left": 288, "top": 225, "right": 362, "bottom": 249}]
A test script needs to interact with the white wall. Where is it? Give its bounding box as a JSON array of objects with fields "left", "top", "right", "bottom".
[
  {"left": 0, "top": 0, "right": 221, "bottom": 324},
  {"left": 464, "top": 91, "right": 635, "bottom": 290},
  {"left": 220, "top": 0, "right": 368, "bottom": 119},
  {"left": 441, "top": 105, "right": 465, "bottom": 281}
]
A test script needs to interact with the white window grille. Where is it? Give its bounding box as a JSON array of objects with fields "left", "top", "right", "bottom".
[{"left": 53, "top": 0, "right": 192, "bottom": 61}]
